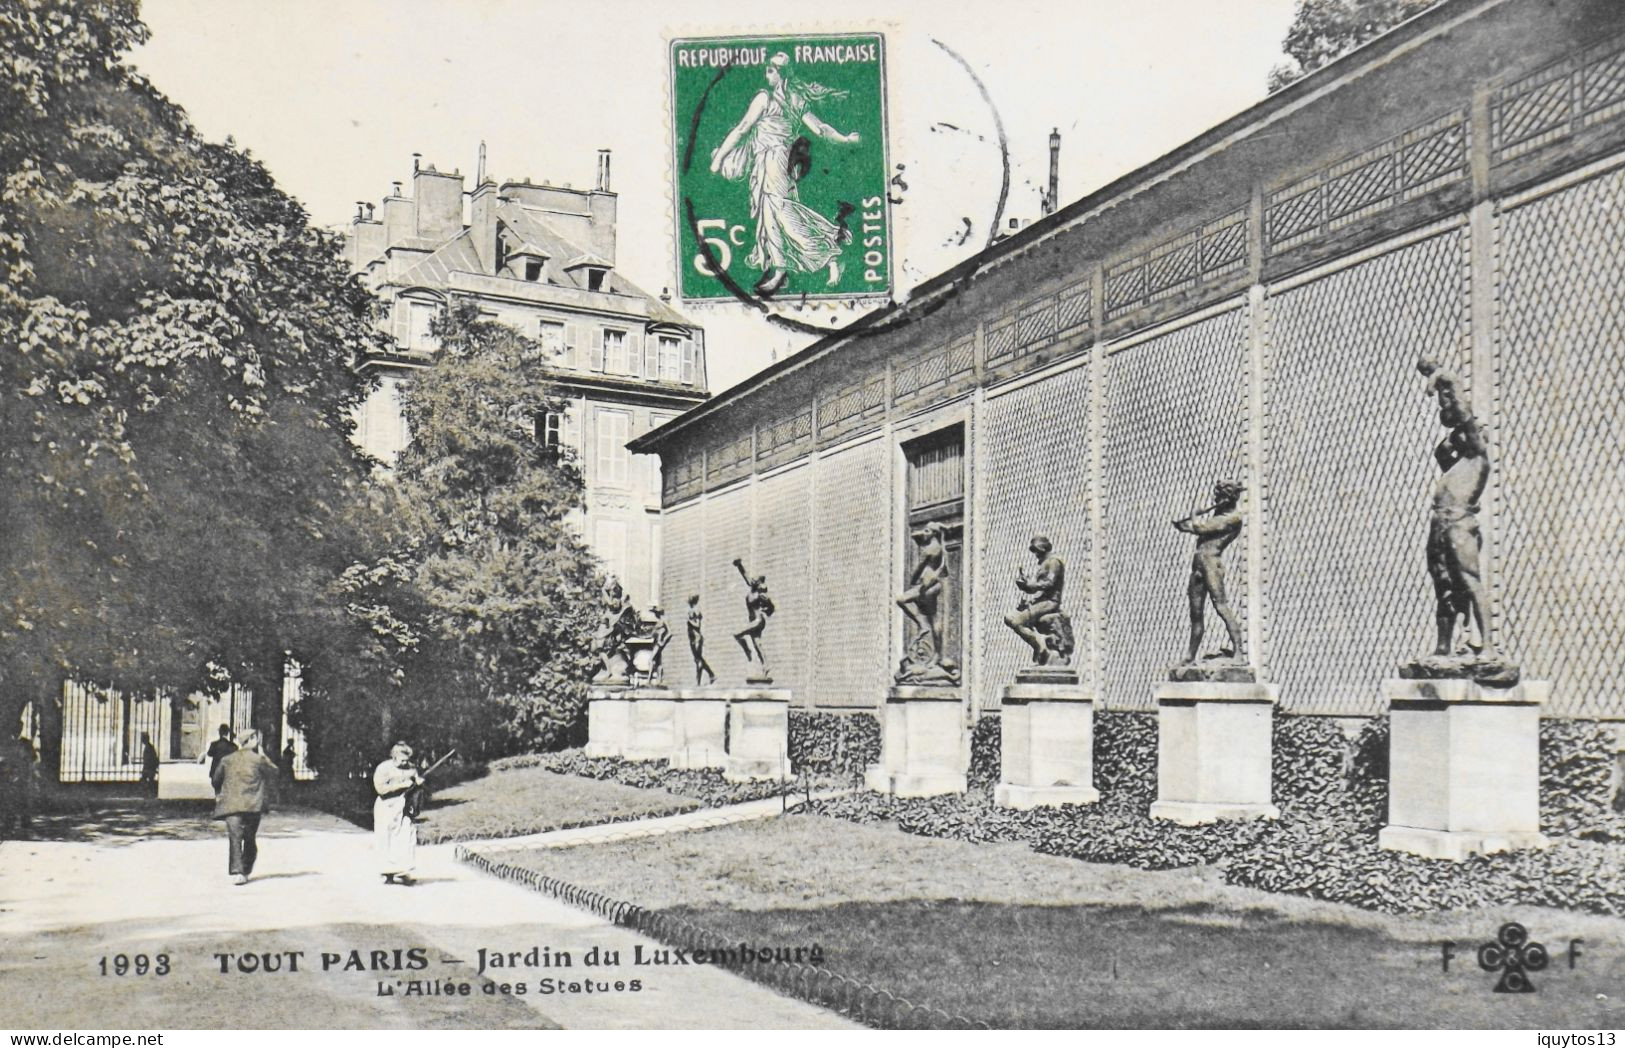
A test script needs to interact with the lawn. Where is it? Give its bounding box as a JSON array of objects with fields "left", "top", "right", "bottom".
[
  {"left": 412, "top": 764, "right": 699, "bottom": 844},
  {"left": 487, "top": 813, "right": 1625, "bottom": 1028}
]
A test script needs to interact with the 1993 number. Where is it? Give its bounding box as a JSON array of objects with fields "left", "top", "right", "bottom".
[{"left": 98, "top": 954, "right": 170, "bottom": 976}]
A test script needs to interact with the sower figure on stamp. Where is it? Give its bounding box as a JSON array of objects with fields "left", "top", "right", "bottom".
[
  {"left": 687, "top": 594, "right": 716, "bottom": 686},
  {"left": 732, "top": 559, "right": 774, "bottom": 678},
  {"left": 1172, "top": 480, "right": 1246, "bottom": 666},
  {"left": 1004, "top": 535, "right": 1074, "bottom": 667},
  {"left": 709, "top": 52, "right": 862, "bottom": 295}
]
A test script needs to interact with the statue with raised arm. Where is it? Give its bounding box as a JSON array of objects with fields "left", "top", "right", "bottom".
[
  {"left": 895, "top": 521, "right": 960, "bottom": 685},
  {"left": 1004, "top": 535, "right": 1075, "bottom": 667},
  {"left": 1404, "top": 357, "right": 1517, "bottom": 684},
  {"left": 732, "top": 558, "right": 774, "bottom": 680},
  {"left": 1173, "top": 480, "right": 1247, "bottom": 668}
]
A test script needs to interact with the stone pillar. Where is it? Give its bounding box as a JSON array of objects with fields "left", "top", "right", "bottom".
[
  {"left": 723, "top": 689, "right": 793, "bottom": 781},
  {"left": 584, "top": 685, "right": 634, "bottom": 758},
  {"left": 1379, "top": 676, "right": 1550, "bottom": 861},
  {"left": 1150, "top": 679, "right": 1279, "bottom": 825},
  {"left": 623, "top": 687, "right": 678, "bottom": 762},
  {"left": 669, "top": 688, "right": 729, "bottom": 770},
  {"left": 864, "top": 686, "right": 967, "bottom": 797},
  {"left": 995, "top": 673, "right": 1099, "bottom": 809}
]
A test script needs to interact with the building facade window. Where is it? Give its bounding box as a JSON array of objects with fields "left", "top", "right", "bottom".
[
  {"left": 406, "top": 301, "right": 439, "bottom": 352},
  {"left": 604, "top": 329, "right": 627, "bottom": 375},
  {"left": 524, "top": 259, "right": 542, "bottom": 282},
  {"left": 658, "top": 336, "right": 682, "bottom": 382},
  {"left": 540, "top": 321, "right": 565, "bottom": 364},
  {"left": 596, "top": 409, "right": 630, "bottom": 487},
  {"left": 537, "top": 410, "right": 563, "bottom": 448}
]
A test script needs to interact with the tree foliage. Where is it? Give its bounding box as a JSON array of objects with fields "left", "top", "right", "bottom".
[
  {"left": 0, "top": 0, "right": 387, "bottom": 734},
  {"left": 296, "top": 305, "right": 606, "bottom": 772},
  {"left": 1268, "top": 0, "right": 1439, "bottom": 92}
]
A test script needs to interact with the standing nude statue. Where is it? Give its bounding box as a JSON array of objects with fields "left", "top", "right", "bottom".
[
  {"left": 1004, "top": 535, "right": 1075, "bottom": 667},
  {"left": 731, "top": 558, "right": 774, "bottom": 676},
  {"left": 1172, "top": 480, "right": 1247, "bottom": 666},
  {"left": 1422, "top": 360, "right": 1494, "bottom": 659},
  {"left": 895, "top": 521, "right": 959, "bottom": 684},
  {"left": 686, "top": 594, "right": 716, "bottom": 686}
]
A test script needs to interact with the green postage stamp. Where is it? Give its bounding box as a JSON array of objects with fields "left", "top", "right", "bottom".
[{"left": 669, "top": 33, "right": 892, "bottom": 303}]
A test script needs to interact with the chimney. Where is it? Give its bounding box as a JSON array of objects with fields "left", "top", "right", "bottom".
[
  {"left": 412, "top": 162, "right": 464, "bottom": 241},
  {"left": 1043, "top": 128, "right": 1060, "bottom": 216},
  {"left": 588, "top": 149, "right": 616, "bottom": 266},
  {"left": 382, "top": 182, "right": 412, "bottom": 248},
  {"left": 596, "top": 149, "right": 611, "bottom": 192},
  {"left": 477, "top": 140, "right": 487, "bottom": 186},
  {"left": 471, "top": 178, "right": 499, "bottom": 274}
]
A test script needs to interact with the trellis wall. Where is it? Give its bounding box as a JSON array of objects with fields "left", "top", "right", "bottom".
[
  {"left": 1100, "top": 309, "right": 1251, "bottom": 710},
  {"left": 1260, "top": 228, "right": 1470, "bottom": 715},
  {"left": 651, "top": 11, "right": 1625, "bottom": 719},
  {"left": 978, "top": 365, "right": 1096, "bottom": 705}
]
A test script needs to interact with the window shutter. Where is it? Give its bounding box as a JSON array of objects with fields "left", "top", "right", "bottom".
[
  {"left": 589, "top": 328, "right": 605, "bottom": 371},
  {"left": 564, "top": 323, "right": 580, "bottom": 368},
  {"left": 681, "top": 340, "right": 696, "bottom": 384},
  {"left": 629, "top": 331, "right": 644, "bottom": 377}
]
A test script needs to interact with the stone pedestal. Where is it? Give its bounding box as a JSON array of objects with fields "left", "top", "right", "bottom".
[
  {"left": 668, "top": 688, "right": 730, "bottom": 770},
  {"left": 1151, "top": 680, "right": 1280, "bottom": 824},
  {"left": 864, "top": 686, "right": 967, "bottom": 797},
  {"left": 995, "top": 674, "right": 1099, "bottom": 809},
  {"left": 723, "top": 689, "right": 793, "bottom": 781},
  {"left": 584, "top": 685, "right": 634, "bottom": 758},
  {"left": 1379, "top": 676, "right": 1550, "bottom": 861},
  {"left": 623, "top": 688, "right": 679, "bottom": 762}
]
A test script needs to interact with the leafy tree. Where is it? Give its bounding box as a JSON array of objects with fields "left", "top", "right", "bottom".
[
  {"left": 1268, "top": 0, "right": 1439, "bottom": 92},
  {"left": 320, "top": 303, "right": 606, "bottom": 763},
  {"left": 0, "top": 0, "right": 388, "bottom": 755}
]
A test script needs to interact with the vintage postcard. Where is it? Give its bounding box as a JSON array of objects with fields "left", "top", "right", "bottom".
[{"left": 3, "top": 0, "right": 1625, "bottom": 1038}]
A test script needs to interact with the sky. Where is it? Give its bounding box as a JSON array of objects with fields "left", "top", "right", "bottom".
[{"left": 131, "top": 0, "right": 1301, "bottom": 392}]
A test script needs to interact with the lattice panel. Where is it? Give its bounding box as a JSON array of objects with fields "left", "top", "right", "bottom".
[
  {"left": 699, "top": 485, "right": 753, "bottom": 686},
  {"left": 813, "top": 440, "right": 892, "bottom": 706},
  {"left": 662, "top": 503, "right": 704, "bottom": 682},
  {"left": 1263, "top": 229, "right": 1468, "bottom": 714},
  {"left": 755, "top": 467, "right": 813, "bottom": 701},
  {"left": 1495, "top": 170, "right": 1625, "bottom": 717},
  {"left": 979, "top": 365, "right": 1095, "bottom": 700},
  {"left": 1492, "top": 32, "right": 1625, "bottom": 164},
  {"left": 1100, "top": 309, "right": 1249, "bottom": 709}
]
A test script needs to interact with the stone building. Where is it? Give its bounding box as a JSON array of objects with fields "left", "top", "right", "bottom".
[
  {"left": 632, "top": 0, "right": 1625, "bottom": 764},
  {"left": 346, "top": 150, "right": 709, "bottom": 607}
]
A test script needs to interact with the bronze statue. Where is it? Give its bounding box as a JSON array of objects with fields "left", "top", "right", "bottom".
[
  {"left": 686, "top": 594, "right": 716, "bottom": 686},
  {"left": 895, "top": 521, "right": 959, "bottom": 685},
  {"left": 1420, "top": 356, "right": 1495, "bottom": 661},
  {"left": 646, "top": 606, "right": 672, "bottom": 683},
  {"left": 594, "top": 579, "right": 640, "bottom": 681},
  {"left": 1004, "top": 535, "right": 1074, "bottom": 666},
  {"left": 731, "top": 558, "right": 774, "bottom": 677},
  {"left": 1172, "top": 480, "right": 1246, "bottom": 666}
]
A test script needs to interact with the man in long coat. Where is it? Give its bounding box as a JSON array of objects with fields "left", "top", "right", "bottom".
[
  {"left": 212, "top": 730, "right": 278, "bottom": 885},
  {"left": 373, "top": 743, "right": 422, "bottom": 885}
]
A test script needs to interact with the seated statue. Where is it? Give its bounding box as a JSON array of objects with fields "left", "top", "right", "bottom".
[{"left": 1004, "top": 535, "right": 1074, "bottom": 666}]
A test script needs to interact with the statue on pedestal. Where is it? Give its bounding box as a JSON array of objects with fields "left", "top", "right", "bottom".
[
  {"left": 1404, "top": 356, "right": 1518, "bottom": 685},
  {"left": 644, "top": 606, "right": 672, "bottom": 684},
  {"left": 731, "top": 558, "right": 774, "bottom": 681},
  {"left": 1171, "top": 480, "right": 1248, "bottom": 678},
  {"left": 1004, "top": 535, "right": 1074, "bottom": 666},
  {"left": 593, "top": 579, "right": 640, "bottom": 682},
  {"left": 686, "top": 594, "right": 717, "bottom": 686},
  {"left": 895, "top": 521, "right": 959, "bottom": 685}
]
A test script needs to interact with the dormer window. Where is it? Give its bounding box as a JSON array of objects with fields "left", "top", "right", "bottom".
[
  {"left": 524, "top": 259, "right": 542, "bottom": 282},
  {"left": 587, "top": 268, "right": 606, "bottom": 292}
]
